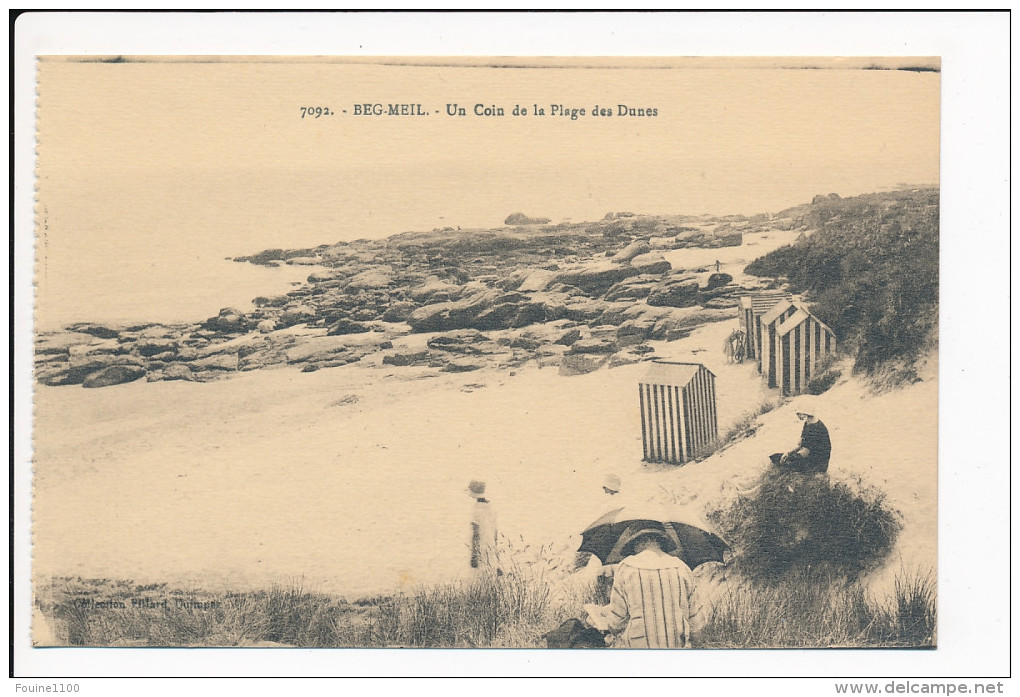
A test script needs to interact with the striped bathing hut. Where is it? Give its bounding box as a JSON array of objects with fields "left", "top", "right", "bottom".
[
  {"left": 638, "top": 361, "right": 718, "bottom": 465},
  {"left": 758, "top": 301, "right": 837, "bottom": 395},
  {"left": 738, "top": 292, "right": 794, "bottom": 360}
]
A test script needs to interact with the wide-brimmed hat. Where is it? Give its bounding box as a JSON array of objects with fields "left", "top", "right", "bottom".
[
  {"left": 791, "top": 395, "right": 819, "bottom": 417},
  {"left": 602, "top": 473, "right": 622, "bottom": 493},
  {"left": 619, "top": 527, "right": 676, "bottom": 557},
  {"left": 467, "top": 480, "right": 486, "bottom": 497}
]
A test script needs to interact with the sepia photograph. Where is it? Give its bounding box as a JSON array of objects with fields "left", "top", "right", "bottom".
[{"left": 13, "top": 10, "right": 1010, "bottom": 685}]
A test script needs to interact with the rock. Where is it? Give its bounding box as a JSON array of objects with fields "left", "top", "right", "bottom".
[
  {"left": 555, "top": 328, "right": 583, "bottom": 346},
  {"left": 559, "top": 353, "right": 609, "bottom": 376},
  {"left": 568, "top": 337, "right": 618, "bottom": 355},
  {"left": 561, "top": 298, "right": 609, "bottom": 323},
  {"left": 646, "top": 277, "right": 701, "bottom": 308},
  {"left": 440, "top": 361, "right": 485, "bottom": 373},
  {"left": 604, "top": 275, "right": 660, "bottom": 302},
  {"left": 381, "top": 302, "right": 417, "bottom": 323},
  {"left": 36, "top": 332, "right": 105, "bottom": 354},
  {"left": 288, "top": 256, "right": 320, "bottom": 265},
  {"left": 347, "top": 268, "right": 393, "bottom": 290},
  {"left": 629, "top": 252, "right": 671, "bottom": 275},
  {"left": 509, "top": 336, "right": 541, "bottom": 351},
  {"left": 65, "top": 323, "right": 120, "bottom": 340},
  {"left": 553, "top": 265, "right": 641, "bottom": 297},
  {"left": 382, "top": 351, "right": 430, "bottom": 367},
  {"left": 160, "top": 363, "right": 196, "bottom": 381},
  {"left": 307, "top": 270, "right": 337, "bottom": 283},
  {"left": 410, "top": 276, "right": 464, "bottom": 304},
  {"left": 704, "top": 272, "right": 733, "bottom": 290},
  {"left": 81, "top": 364, "right": 146, "bottom": 388},
  {"left": 301, "top": 354, "right": 361, "bottom": 372},
  {"left": 134, "top": 339, "right": 178, "bottom": 357},
  {"left": 427, "top": 331, "right": 492, "bottom": 354},
  {"left": 704, "top": 297, "right": 739, "bottom": 309},
  {"left": 257, "top": 320, "right": 277, "bottom": 334},
  {"left": 609, "top": 355, "right": 640, "bottom": 368},
  {"left": 612, "top": 240, "right": 651, "bottom": 263},
  {"left": 327, "top": 319, "right": 371, "bottom": 335},
  {"left": 407, "top": 290, "right": 499, "bottom": 333},
  {"left": 204, "top": 308, "right": 249, "bottom": 333},
  {"left": 279, "top": 304, "right": 317, "bottom": 328},
  {"left": 617, "top": 319, "right": 656, "bottom": 346},
  {"left": 504, "top": 212, "right": 551, "bottom": 225},
  {"left": 192, "top": 353, "right": 238, "bottom": 371},
  {"left": 514, "top": 269, "right": 560, "bottom": 293}
]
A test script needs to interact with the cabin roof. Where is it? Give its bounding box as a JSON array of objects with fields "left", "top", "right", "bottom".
[
  {"left": 760, "top": 299, "right": 803, "bottom": 326},
  {"left": 750, "top": 293, "right": 793, "bottom": 315},
  {"left": 640, "top": 361, "right": 714, "bottom": 386},
  {"left": 777, "top": 306, "right": 836, "bottom": 337}
]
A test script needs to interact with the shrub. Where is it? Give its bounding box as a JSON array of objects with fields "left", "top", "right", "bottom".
[
  {"left": 696, "top": 567, "right": 935, "bottom": 648},
  {"left": 714, "top": 471, "right": 902, "bottom": 581},
  {"left": 744, "top": 189, "right": 939, "bottom": 373},
  {"left": 806, "top": 355, "right": 842, "bottom": 395}
]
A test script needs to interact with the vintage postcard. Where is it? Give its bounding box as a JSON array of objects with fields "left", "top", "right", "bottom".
[
  {"left": 30, "top": 53, "right": 941, "bottom": 647},
  {"left": 14, "top": 12, "right": 1011, "bottom": 683}
]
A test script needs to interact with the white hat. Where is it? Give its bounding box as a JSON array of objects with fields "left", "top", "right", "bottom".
[
  {"left": 602, "top": 473, "right": 622, "bottom": 493},
  {"left": 791, "top": 395, "right": 819, "bottom": 417}
]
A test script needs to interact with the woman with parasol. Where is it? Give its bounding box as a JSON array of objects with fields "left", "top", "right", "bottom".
[{"left": 582, "top": 526, "right": 700, "bottom": 648}]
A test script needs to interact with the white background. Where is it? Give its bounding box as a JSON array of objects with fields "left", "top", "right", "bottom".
[{"left": 10, "top": 10, "right": 1013, "bottom": 693}]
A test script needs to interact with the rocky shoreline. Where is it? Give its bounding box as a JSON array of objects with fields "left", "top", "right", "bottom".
[{"left": 35, "top": 210, "right": 798, "bottom": 388}]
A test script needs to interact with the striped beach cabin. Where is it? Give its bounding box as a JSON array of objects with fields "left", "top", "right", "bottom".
[
  {"left": 638, "top": 361, "right": 718, "bottom": 465},
  {"left": 738, "top": 292, "right": 794, "bottom": 360},
  {"left": 758, "top": 300, "right": 837, "bottom": 395}
]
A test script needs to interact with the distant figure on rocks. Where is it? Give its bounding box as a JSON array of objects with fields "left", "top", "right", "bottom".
[
  {"left": 467, "top": 480, "right": 498, "bottom": 571},
  {"left": 770, "top": 399, "right": 832, "bottom": 474},
  {"left": 715, "top": 259, "right": 721, "bottom": 273}
]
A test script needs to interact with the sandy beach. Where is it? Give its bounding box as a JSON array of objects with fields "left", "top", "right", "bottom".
[{"left": 32, "top": 225, "right": 937, "bottom": 601}]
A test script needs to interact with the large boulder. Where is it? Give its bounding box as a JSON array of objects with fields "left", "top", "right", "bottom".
[
  {"left": 382, "top": 351, "right": 430, "bottom": 367},
  {"left": 555, "top": 328, "right": 583, "bottom": 346},
  {"left": 704, "top": 272, "right": 733, "bottom": 290},
  {"left": 160, "top": 363, "right": 196, "bottom": 381},
  {"left": 279, "top": 304, "right": 318, "bottom": 328},
  {"left": 346, "top": 268, "right": 394, "bottom": 290},
  {"left": 82, "top": 365, "right": 146, "bottom": 388},
  {"left": 134, "top": 339, "right": 178, "bottom": 358},
  {"left": 327, "top": 319, "right": 371, "bottom": 335},
  {"left": 629, "top": 252, "right": 672, "bottom": 275},
  {"left": 407, "top": 290, "right": 500, "bottom": 333},
  {"left": 440, "top": 360, "right": 485, "bottom": 373},
  {"left": 612, "top": 240, "right": 651, "bottom": 263},
  {"left": 203, "top": 308, "right": 249, "bottom": 333},
  {"left": 604, "top": 275, "right": 660, "bottom": 302},
  {"left": 505, "top": 212, "right": 551, "bottom": 225},
  {"left": 380, "top": 302, "right": 417, "bottom": 323},
  {"left": 568, "top": 337, "right": 619, "bottom": 355},
  {"left": 559, "top": 353, "right": 609, "bottom": 376},
  {"left": 553, "top": 265, "right": 641, "bottom": 297},
  {"left": 646, "top": 277, "right": 701, "bottom": 308},
  {"left": 410, "top": 276, "right": 465, "bottom": 304},
  {"left": 65, "top": 323, "right": 120, "bottom": 340},
  {"left": 427, "top": 331, "right": 493, "bottom": 355},
  {"left": 192, "top": 353, "right": 238, "bottom": 371}
]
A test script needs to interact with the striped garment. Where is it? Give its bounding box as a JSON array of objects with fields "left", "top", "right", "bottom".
[{"left": 595, "top": 549, "right": 697, "bottom": 648}]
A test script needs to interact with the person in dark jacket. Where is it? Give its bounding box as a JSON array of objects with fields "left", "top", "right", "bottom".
[{"left": 770, "top": 400, "right": 831, "bottom": 473}]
